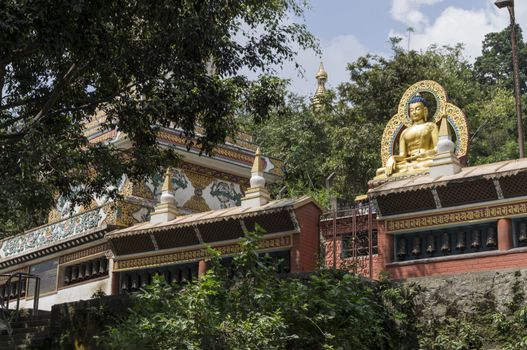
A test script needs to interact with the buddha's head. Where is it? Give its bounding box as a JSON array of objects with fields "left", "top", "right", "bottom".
[{"left": 408, "top": 94, "right": 429, "bottom": 123}]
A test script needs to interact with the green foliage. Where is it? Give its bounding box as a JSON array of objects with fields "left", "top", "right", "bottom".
[
  {"left": 419, "top": 317, "right": 484, "bottom": 350},
  {"left": 105, "top": 228, "right": 420, "bottom": 350},
  {"left": 492, "top": 306, "right": 527, "bottom": 349},
  {"left": 0, "top": 0, "right": 318, "bottom": 234},
  {"left": 468, "top": 87, "right": 518, "bottom": 164},
  {"left": 52, "top": 294, "right": 132, "bottom": 350},
  {"left": 474, "top": 25, "right": 527, "bottom": 94}
]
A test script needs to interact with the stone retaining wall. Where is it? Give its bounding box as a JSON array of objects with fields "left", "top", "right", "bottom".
[{"left": 407, "top": 268, "right": 527, "bottom": 320}]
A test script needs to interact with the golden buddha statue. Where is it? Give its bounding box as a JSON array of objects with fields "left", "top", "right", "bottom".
[
  {"left": 376, "top": 94, "right": 438, "bottom": 177},
  {"left": 372, "top": 80, "right": 469, "bottom": 183}
]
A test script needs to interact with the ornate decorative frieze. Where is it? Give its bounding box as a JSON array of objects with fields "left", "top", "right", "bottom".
[
  {"left": 114, "top": 235, "right": 292, "bottom": 271},
  {"left": 59, "top": 243, "right": 111, "bottom": 264},
  {"left": 210, "top": 180, "right": 242, "bottom": 208},
  {"left": 1, "top": 208, "right": 106, "bottom": 258},
  {"left": 386, "top": 200, "right": 527, "bottom": 233},
  {"left": 1, "top": 199, "right": 150, "bottom": 260}
]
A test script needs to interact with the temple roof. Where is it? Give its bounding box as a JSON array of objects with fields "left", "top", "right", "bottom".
[
  {"left": 107, "top": 196, "right": 318, "bottom": 239},
  {"left": 106, "top": 196, "right": 321, "bottom": 257},
  {"left": 369, "top": 158, "right": 527, "bottom": 217},
  {"left": 84, "top": 112, "right": 284, "bottom": 179},
  {"left": 369, "top": 158, "right": 527, "bottom": 196}
]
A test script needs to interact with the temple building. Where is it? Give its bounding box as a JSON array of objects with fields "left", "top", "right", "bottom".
[
  {"left": 4, "top": 67, "right": 527, "bottom": 314},
  {"left": 323, "top": 80, "right": 527, "bottom": 280},
  {"left": 0, "top": 117, "right": 321, "bottom": 310}
]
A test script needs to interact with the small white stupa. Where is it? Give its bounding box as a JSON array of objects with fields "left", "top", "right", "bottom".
[
  {"left": 150, "top": 167, "right": 179, "bottom": 223},
  {"left": 429, "top": 116, "right": 462, "bottom": 177},
  {"left": 240, "top": 147, "right": 271, "bottom": 208}
]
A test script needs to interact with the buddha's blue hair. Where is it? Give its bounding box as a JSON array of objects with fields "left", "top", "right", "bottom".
[{"left": 409, "top": 94, "right": 430, "bottom": 107}]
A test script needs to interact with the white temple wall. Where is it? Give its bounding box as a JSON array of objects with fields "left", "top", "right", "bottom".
[{"left": 9, "top": 277, "right": 111, "bottom": 311}]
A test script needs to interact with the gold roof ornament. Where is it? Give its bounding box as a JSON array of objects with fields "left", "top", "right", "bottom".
[
  {"left": 438, "top": 115, "right": 451, "bottom": 138},
  {"left": 311, "top": 62, "right": 328, "bottom": 110},
  {"left": 372, "top": 80, "right": 469, "bottom": 184},
  {"left": 161, "top": 167, "right": 174, "bottom": 193},
  {"left": 251, "top": 147, "right": 264, "bottom": 173}
]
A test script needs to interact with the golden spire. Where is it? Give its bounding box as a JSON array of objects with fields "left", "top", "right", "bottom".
[
  {"left": 312, "top": 62, "right": 328, "bottom": 109},
  {"left": 315, "top": 62, "right": 328, "bottom": 91},
  {"left": 251, "top": 147, "right": 264, "bottom": 173},
  {"left": 162, "top": 167, "right": 173, "bottom": 192}
]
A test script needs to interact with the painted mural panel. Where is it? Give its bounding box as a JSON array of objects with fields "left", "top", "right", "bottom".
[{"left": 147, "top": 168, "right": 245, "bottom": 213}]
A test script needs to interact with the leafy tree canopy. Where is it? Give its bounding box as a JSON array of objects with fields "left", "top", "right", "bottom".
[
  {"left": 474, "top": 25, "right": 527, "bottom": 94},
  {"left": 0, "top": 0, "right": 317, "bottom": 234}
]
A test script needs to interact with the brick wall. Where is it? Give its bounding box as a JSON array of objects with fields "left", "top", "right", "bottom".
[
  {"left": 321, "top": 213, "right": 527, "bottom": 280},
  {"left": 380, "top": 217, "right": 527, "bottom": 279},
  {"left": 386, "top": 249, "right": 527, "bottom": 279},
  {"left": 323, "top": 238, "right": 383, "bottom": 279},
  {"left": 290, "top": 203, "right": 321, "bottom": 273}
]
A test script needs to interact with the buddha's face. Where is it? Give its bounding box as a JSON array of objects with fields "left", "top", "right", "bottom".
[{"left": 409, "top": 102, "right": 428, "bottom": 123}]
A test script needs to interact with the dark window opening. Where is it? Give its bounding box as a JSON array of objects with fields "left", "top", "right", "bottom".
[{"left": 342, "top": 230, "right": 378, "bottom": 258}]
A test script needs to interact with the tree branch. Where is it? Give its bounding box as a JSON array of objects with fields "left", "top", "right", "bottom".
[
  {"left": 0, "top": 65, "right": 4, "bottom": 104},
  {"left": 0, "top": 62, "right": 83, "bottom": 142},
  {"left": 0, "top": 96, "right": 45, "bottom": 111},
  {"left": 0, "top": 41, "right": 42, "bottom": 66}
]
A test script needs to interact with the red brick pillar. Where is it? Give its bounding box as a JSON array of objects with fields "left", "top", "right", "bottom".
[
  {"left": 378, "top": 221, "right": 393, "bottom": 268},
  {"left": 198, "top": 259, "right": 207, "bottom": 277},
  {"left": 498, "top": 218, "right": 513, "bottom": 251}
]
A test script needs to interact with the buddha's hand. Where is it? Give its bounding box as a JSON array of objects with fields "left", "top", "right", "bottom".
[{"left": 386, "top": 156, "right": 396, "bottom": 176}]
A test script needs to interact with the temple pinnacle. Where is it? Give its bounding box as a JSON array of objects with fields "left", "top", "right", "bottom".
[
  {"left": 161, "top": 167, "right": 173, "bottom": 192},
  {"left": 312, "top": 62, "right": 328, "bottom": 110},
  {"left": 251, "top": 147, "right": 264, "bottom": 173}
]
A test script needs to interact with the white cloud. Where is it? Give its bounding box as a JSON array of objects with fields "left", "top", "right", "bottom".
[
  {"left": 277, "top": 34, "right": 369, "bottom": 97},
  {"left": 391, "top": 0, "right": 444, "bottom": 30},
  {"left": 388, "top": 0, "right": 527, "bottom": 61},
  {"left": 514, "top": 0, "right": 527, "bottom": 33}
]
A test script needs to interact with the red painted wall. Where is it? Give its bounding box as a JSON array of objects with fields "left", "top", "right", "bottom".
[
  {"left": 385, "top": 250, "right": 527, "bottom": 279},
  {"left": 379, "top": 216, "right": 527, "bottom": 280},
  {"left": 290, "top": 203, "right": 322, "bottom": 273},
  {"left": 322, "top": 214, "right": 527, "bottom": 280}
]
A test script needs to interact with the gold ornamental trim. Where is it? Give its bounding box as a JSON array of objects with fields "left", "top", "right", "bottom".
[
  {"left": 59, "top": 243, "right": 110, "bottom": 264},
  {"left": 113, "top": 235, "right": 292, "bottom": 271},
  {"left": 386, "top": 200, "right": 527, "bottom": 233},
  {"left": 157, "top": 131, "right": 254, "bottom": 165}
]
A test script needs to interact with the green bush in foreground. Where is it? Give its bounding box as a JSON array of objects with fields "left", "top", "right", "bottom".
[{"left": 105, "top": 228, "right": 420, "bottom": 350}]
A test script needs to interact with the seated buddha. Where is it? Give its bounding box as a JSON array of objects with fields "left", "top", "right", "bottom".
[{"left": 376, "top": 94, "right": 439, "bottom": 177}]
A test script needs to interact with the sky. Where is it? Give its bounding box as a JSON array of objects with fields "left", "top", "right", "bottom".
[{"left": 280, "top": 0, "right": 527, "bottom": 97}]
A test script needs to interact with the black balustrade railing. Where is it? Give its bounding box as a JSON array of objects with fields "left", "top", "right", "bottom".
[{"left": 0, "top": 272, "right": 41, "bottom": 322}]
